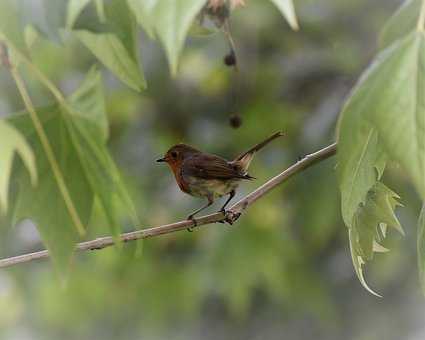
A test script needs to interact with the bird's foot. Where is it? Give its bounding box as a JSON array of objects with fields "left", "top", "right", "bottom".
[
  {"left": 219, "top": 209, "right": 241, "bottom": 225},
  {"left": 216, "top": 208, "right": 226, "bottom": 224},
  {"left": 186, "top": 215, "right": 198, "bottom": 232}
]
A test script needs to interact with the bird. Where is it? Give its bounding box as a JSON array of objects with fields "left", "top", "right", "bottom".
[{"left": 157, "top": 131, "right": 283, "bottom": 226}]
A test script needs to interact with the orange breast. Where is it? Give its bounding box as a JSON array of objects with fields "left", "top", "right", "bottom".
[{"left": 168, "top": 161, "right": 191, "bottom": 194}]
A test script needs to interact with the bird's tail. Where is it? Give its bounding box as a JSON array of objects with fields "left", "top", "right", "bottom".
[{"left": 232, "top": 131, "right": 283, "bottom": 171}]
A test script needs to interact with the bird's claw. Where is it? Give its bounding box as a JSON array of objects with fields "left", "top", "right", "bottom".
[
  {"left": 219, "top": 209, "right": 241, "bottom": 225},
  {"left": 216, "top": 208, "right": 226, "bottom": 224},
  {"left": 187, "top": 215, "right": 197, "bottom": 232},
  {"left": 188, "top": 210, "right": 241, "bottom": 230}
]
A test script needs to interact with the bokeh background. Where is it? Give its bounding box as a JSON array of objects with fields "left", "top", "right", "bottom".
[{"left": 1, "top": 0, "right": 424, "bottom": 339}]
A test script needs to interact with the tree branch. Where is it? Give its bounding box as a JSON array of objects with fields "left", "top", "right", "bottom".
[{"left": 0, "top": 143, "right": 337, "bottom": 269}]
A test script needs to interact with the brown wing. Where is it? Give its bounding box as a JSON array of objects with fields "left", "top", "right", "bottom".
[{"left": 182, "top": 154, "right": 253, "bottom": 180}]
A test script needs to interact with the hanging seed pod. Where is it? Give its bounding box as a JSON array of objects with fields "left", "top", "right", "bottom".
[
  {"left": 224, "top": 49, "right": 237, "bottom": 66},
  {"left": 229, "top": 113, "right": 243, "bottom": 128}
]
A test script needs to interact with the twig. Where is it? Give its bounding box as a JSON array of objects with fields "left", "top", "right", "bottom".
[{"left": 0, "top": 143, "right": 337, "bottom": 268}]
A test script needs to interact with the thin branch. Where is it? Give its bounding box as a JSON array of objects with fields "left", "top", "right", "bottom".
[{"left": 0, "top": 143, "right": 337, "bottom": 269}]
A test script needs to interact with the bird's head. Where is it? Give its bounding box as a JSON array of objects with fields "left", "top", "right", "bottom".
[{"left": 156, "top": 144, "right": 200, "bottom": 171}]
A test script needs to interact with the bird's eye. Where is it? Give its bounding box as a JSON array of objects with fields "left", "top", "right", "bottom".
[{"left": 171, "top": 151, "right": 178, "bottom": 159}]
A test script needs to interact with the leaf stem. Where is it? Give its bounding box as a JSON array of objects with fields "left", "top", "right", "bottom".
[
  {"left": 7, "top": 56, "right": 86, "bottom": 236},
  {"left": 222, "top": 20, "right": 238, "bottom": 71},
  {"left": 95, "top": 0, "right": 106, "bottom": 22},
  {"left": 0, "top": 35, "right": 66, "bottom": 104},
  {"left": 417, "top": 0, "right": 425, "bottom": 32}
]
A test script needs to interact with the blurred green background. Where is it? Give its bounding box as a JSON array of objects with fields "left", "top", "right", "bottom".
[{"left": 1, "top": 0, "right": 424, "bottom": 339}]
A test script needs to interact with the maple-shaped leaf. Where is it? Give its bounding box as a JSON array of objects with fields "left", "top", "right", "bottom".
[
  {"left": 8, "top": 69, "right": 137, "bottom": 274},
  {"left": 0, "top": 120, "right": 37, "bottom": 214},
  {"left": 349, "top": 182, "right": 403, "bottom": 296},
  {"left": 380, "top": 0, "right": 421, "bottom": 49},
  {"left": 74, "top": 0, "right": 146, "bottom": 91},
  {"left": 127, "top": 0, "right": 207, "bottom": 75}
]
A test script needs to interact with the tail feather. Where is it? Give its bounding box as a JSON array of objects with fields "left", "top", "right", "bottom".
[{"left": 232, "top": 131, "right": 283, "bottom": 171}]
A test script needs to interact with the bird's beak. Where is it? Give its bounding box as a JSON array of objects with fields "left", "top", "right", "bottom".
[{"left": 156, "top": 157, "right": 166, "bottom": 163}]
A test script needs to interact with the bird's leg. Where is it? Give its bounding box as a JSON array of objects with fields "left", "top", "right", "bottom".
[
  {"left": 216, "top": 190, "right": 236, "bottom": 225},
  {"left": 187, "top": 196, "right": 214, "bottom": 232},
  {"left": 220, "top": 190, "right": 235, "bottom": 212}
]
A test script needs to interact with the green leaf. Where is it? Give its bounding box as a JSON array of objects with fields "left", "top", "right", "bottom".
[
  {"left": 0, "top": 120, "right": 37, "bottom": 214},
  {"left": 349, "top": 182, "right": 403, "bottom": 296},
  {"left": 65, "top": 106, "right": 138, "bottom": 238},
  {"left": 340, "top": 32, "right": 425, "bottom": 203},
  {"left": 8, "top": 70, "right": 137, "bottom": 272},
  {"left": 23, "top": 25, "right": 71, "bottom": 81},
  {"left": 127, "top": 0, "right": 207, "bottom": 75},
  {"left": 66, "top": 68, "right": 137, "bottom": 239},
  {"left": 126, "top": 0, "right": 156, "bottom": 38},
  {"left": 75, "top": 31, "right": 145, "bottom": 91},
  {"left": 68, "top": 66, "right": 109, "bottom": 141},
  {"left": 74, "top": 0, "right": 146, "bottom": 91},
  {"left": 418, "top": 204, "right": 425, "bottom": 294},
  {"left": 369, "top": 33, "right": 425, "bottom": 199},
  {"left": 41, "top": 0, "right": 68, "bottom": 42},
  {"left": 9, "top": 107, "right": 93, "bottom": 273},
  {"left": 337, "top": 32, "right": 425, "bottom": 294},
  {"left": 380, "top": 0, "right": 421, "bottom": 49},
  {"left": 65, "top": 69, "right": 138, "bottom": 239},
  {"left": 337, "top": 117, "right": 386, "bottom": 226},
  {"left": 24, "top": 25, "right": 40, "bottom": 50},
  {"left": 94, "top": 0, "right": 106, "bottom": 22},
  {"left": 0, "top": 0, "right": 26, "bottom": 53},
  {"left": 269, "top": 0, "right": 299, "bottom": 30},
  {"left": 66, "top": 0, "right": 92, "bottom": 29}
]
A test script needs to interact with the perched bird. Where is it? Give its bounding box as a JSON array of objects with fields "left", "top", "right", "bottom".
[{"left": 157, "top": 131, "right": 283, "bottom": 224}]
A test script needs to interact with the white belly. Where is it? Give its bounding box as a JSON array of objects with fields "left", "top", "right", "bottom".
[{"left": 186, "top": 176, "right": 240, "bottom": 199}]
